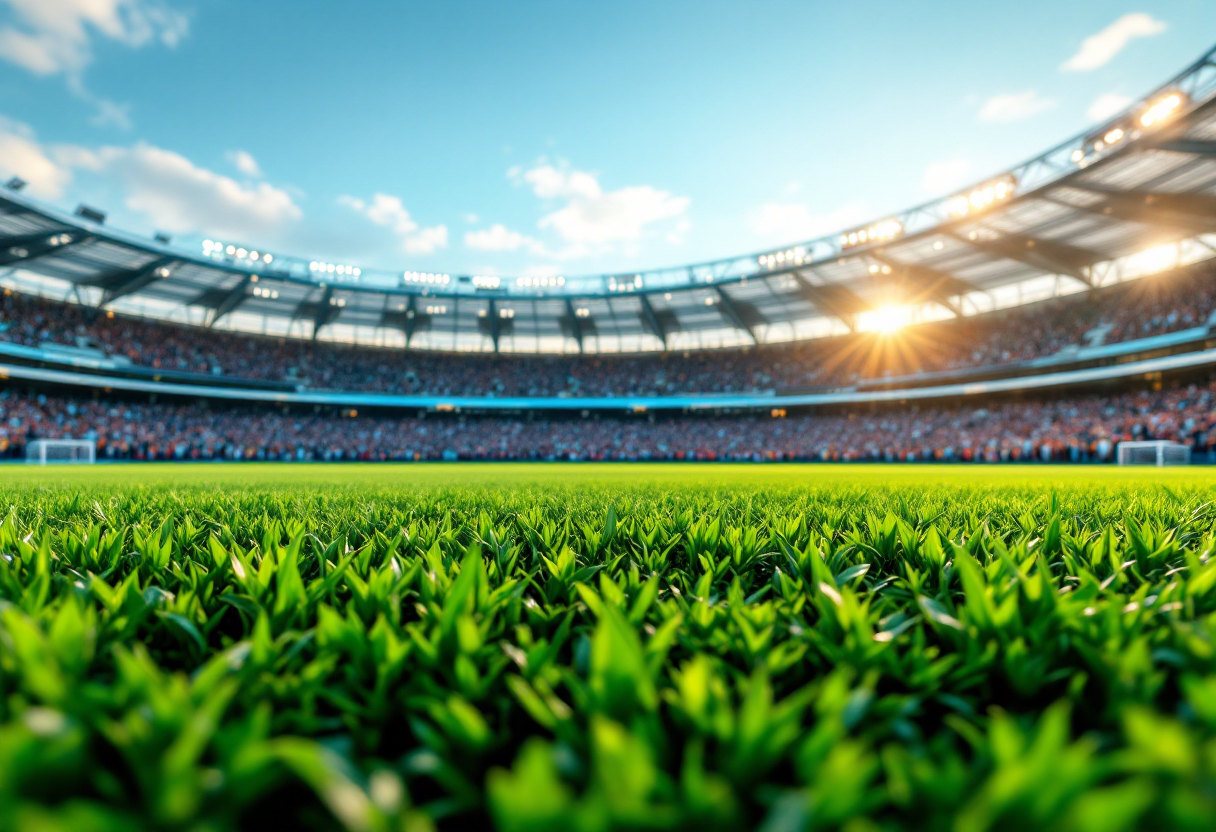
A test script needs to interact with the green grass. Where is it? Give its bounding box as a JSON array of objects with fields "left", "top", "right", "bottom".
[{"left": 3, "top": 463, "right": 1216, "bottom": 831}]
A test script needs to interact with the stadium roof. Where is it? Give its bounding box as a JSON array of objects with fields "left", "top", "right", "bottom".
[{"left": 3, "top": 45, "right": 1216, "bottom": 355}]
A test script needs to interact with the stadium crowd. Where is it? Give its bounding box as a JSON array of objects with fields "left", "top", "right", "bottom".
[
  {"left": 2, "top": 380, "right": 1214, "bottom": 463},
  {"left": 1, "top": 262, "right": 1214, "bottom": 396}
]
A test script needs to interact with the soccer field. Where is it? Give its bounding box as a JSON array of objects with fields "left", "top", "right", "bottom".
[{"left": 3, "top": 463, "right": 1216, "bottom": 831}]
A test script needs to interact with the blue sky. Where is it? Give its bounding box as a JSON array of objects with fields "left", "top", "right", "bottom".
[{"left": 0, "top": 1, "right": 1211, "bottom": 279}]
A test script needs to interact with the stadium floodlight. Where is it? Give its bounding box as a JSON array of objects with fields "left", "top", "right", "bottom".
[
  {"left": 1075, "top": 126, "right": 1129, "bottom": 161},
  {"left": 758, "top": 246, "right": 808, "bottom": 270},
  {"left": 607, "top": 275, "right": 643, "bottom": 292},
  {"left": 203, "top": 239, "right": 274, "bottom": 264},
  {"left": 472, "top": 275, "right": 500, "bottom": 289},
  {"left": 575, "top": 307, "right": 591, "bottom": 318},
  {"left": 252, "top": 286, "right": 280, "bottom": 299},
  {"left": 499, "top": 307, "right": 515, "bottom": 319},
  {"left": 1139, "top": 91, "right": 1186, "bottom": 128},
  {"left": 867, "top": 264, "right": 893, "bottom": 275},
  {"left": 516, "top": 275, "right": 566, "bottom": 288},
  {"left": 1071, "top": 91, "right": 1189, "bottom": 166},
  {"left": 328, "top": 296, "right": 347, "bottom": 308},
  {"left": 403, "top": 271, "right": 450, "bottom": 285},
  {"left": 425, "top": 304, "right": 447, "bottom": 314},
  {"left": 312, "top": 262, "right": 360, "bottom": 277},
  {"left": 945, "top": 175, "right": 1017, "bottom": 219},
  {"left": 840, "top": 219, "right": 902, "bottom": 249}
]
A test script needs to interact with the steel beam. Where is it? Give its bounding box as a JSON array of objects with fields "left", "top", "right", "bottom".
[
  {"left": 1152, "top": 139, "right": 1216, "bottom": 155},
  {"left": 487, "top": 299, "right": 501, "bottom": 352},
  {"left": 97, "top": 258, "right": 176, "bottom": 306},
  {"left": 1057, "top": 187, "right": 1216, "bottom": 236},
  {"left": 638, "top": 294, "right": 669, "bottom": 348},
  {"left": 0, "top": 231, "right": 88, "bottom": 267},
  {"left": 206, "top": 275, "right": 253, "bottom": 327},
  {"left": 713, "top": 286, "right": 759, "bottom": 342},
  {"left": 792, "top": 272, "right": 870, "bottom": 331},
  {"left": 951, "top": 231, "right": 1100, "bottom": 285},
  {"left": 404, "top": 295, "right": 418, "bottom": 346},
  {"left": 868, "top": 253, "right": 975, "bottom": 316},
  {"left": 564, "top": 298, "right": 585, "bottom": 352},
  {"left": 308, "top": 285, "right": 338, "bottom": 340}
]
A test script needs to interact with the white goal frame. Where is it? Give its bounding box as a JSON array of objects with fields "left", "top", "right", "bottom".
[
  {"left": 1116, "top": 440, "right": 1190, "bottom": 467},
  {"left": 25, "top": 438, "right": 96, "bottom": 465}
]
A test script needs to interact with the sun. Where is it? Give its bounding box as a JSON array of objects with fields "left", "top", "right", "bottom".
[{"left": 868, "top": 304, "right": 911, "bottom": 334}]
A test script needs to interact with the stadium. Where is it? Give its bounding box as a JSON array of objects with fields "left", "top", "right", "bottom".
[
  {"left": 6, "top": 6, "right": 1216, "bottom": 832},
  {"left": 5, "top": 48, "right": 1216, "bottom": 464}
]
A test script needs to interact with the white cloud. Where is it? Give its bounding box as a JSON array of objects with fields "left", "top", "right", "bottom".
[
  {"left": 338, "top": 192, "right": 448, "bottom": 255},
  {"left": 226, "top": 149, "right": 262, "bottom": 178},
  {"left": 978, "top": 90, "right": 1055, "bottom": 123},
  {"left": 523, "top": 165, "right": 600, "bottom": 201},
  {"left": 0, "top": 0, "right": 188, "bottom": 77},
  {"left": 0, "top": 114, "right": 300, "bottom": 242},
  {"left": 1087, "top": 92, "right": 1134, "bottom": 123},
  {"left": 89, "top": 98, "right": 131, "bottom": 130},
  {"left": 0, "top": 117, "right": 72, "bottom": 198},
  {"left": 1062, "top": 13, "right": 1166, "bottom": 72},
  {"left": 403, "top": 225, "right": 447, "bottom": 255},
  {"left": 517, "top": 163, "right": 690, "bottom": 249},
  {"left": 666, "top": 217, "right": 691, "bottom": 245},
  {"left": 921, "top": 159, "right": 972, "bottom": 195},
  {"left": 84, "top": 143, "right": 301, "bottom": 239},
  {"left": 749, "top": 202, "right": 866, "bottom": 243},
  {"left": 464, "top": 223, "right": 544, "bottom": 253}
]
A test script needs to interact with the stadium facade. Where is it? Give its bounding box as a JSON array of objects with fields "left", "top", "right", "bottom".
[{"left": 3, "top": 45, "right": 1216, "bottom": 461}]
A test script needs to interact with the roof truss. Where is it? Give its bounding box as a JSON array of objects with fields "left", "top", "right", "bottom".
[
  {"left": 204, "top": 275, "right": 253, "bottom": 327},
  {"left": 714, "top": 286, "right": 762, "bottom": 343},
  {"left": 95, "top": 258, "right": 177, "bottom": 306},
  {"left": 487, "top": 299, "right": 501, "bottom": 352},
  {"left": 296, "top": 285, "right": 339, "bottom": 340},
  {"left": 564, "top": 298, "right": 585, "bottom": 352},
  {"left": 638, "top": 294, "right": 671, "bottom": 348},
  {"left": 793, "top": 271, "right": 871, "bottom": 330},
  {"left": 950, "top": 231, "right": 1101, "bottom": 286},
  {"left": 1152, "top": 139, "right": 1216, "bottom": 155},
  {"left": 0, "top": 231, "right": 89, "bottom": 267},
  {"left": 868, "top": 253, "right": 976, "bottom": 316},
  {"left": 1059, "top": 186, "right": 1216, "bottom": 236}
]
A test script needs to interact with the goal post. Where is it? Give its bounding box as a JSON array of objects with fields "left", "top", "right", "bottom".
[
  {"left": 25, "top": 438, "right": 96, "bottom": 465},
  {"left": 1115, "top": 440, "right": 1190, "bottom": 467}
]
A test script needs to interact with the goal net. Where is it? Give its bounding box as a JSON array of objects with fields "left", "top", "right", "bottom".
[
  {"left": 1116, "top": 440, "right": 1190, "bottom": 467},
  {"left": 25, "top": 438, "right": 96, "bottom": 465}
]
